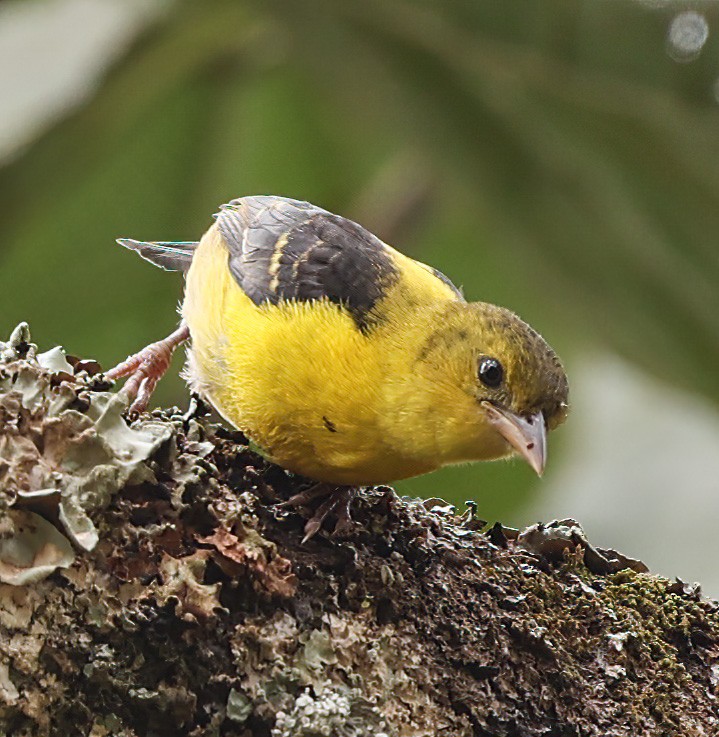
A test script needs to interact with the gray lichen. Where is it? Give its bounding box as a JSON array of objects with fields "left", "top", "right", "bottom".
[
  {"left": 0, "top": 323, "right": 172, "bottom": 563},
  {"left": 0, "top": 324, "right": 718, "bottom": 737},
  {"left": 0, "top": 510, "right": 74, "bottom": 586},
  {"left": 272, "top": 687, "right": 387, "bottom": 737}
]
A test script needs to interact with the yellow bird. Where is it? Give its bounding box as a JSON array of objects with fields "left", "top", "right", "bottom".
[{"left": 108, "top": 196, "right": 568, "bottom": 536}]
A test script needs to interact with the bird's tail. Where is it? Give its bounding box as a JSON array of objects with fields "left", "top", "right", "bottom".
[{"left": 116, "top": 239, "right": 198, "bottom": 273}]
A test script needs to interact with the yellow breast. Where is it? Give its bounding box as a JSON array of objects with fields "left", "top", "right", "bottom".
[{"left": 182, "top": 225, "right": 458, "bottom": 485}]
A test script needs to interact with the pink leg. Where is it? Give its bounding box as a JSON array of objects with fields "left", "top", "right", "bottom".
[
  {"left": 284, "top": 484, "right": 357, "bottom": 542},
  {"left": 106, "top": 323, "right": 190, "bottom": 414}
]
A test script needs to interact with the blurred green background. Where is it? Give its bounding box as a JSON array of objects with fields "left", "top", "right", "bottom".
[{"left": 2, "top": 0, "right": 719, "bottom": 589}]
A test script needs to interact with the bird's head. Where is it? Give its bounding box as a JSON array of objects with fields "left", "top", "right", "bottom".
[{"left": 406, "top": 301, "right": 569, "bottom": 475}]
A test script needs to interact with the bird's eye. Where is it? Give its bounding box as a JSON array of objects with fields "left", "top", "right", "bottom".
[{"left": 478, "top": 357, "right": 503, "bottom": 388}]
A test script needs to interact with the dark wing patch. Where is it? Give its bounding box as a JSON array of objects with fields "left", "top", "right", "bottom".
[
  {"left": 216, "top": 196, "right": 398, "bottom": 331},
  {"left": 116, "top": 239, "right": 198, "bottom": 273}
]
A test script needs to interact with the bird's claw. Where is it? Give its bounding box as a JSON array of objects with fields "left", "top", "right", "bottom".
[
  {"left": 108, "top": 345, "right": 171, "bottom": 415},
  {"left": 284, "top": 484, "right": 357, "bottom": 542},
  {"left": 106, "top": 324, "right": 190, "bottom": 415},
  {"left": 282, "top": 483, "right": 337, "bottom": 509}
]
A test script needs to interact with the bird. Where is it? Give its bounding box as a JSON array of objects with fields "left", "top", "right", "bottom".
[{"left": 107, "top": 195, "right": 569, "bottom": 539}]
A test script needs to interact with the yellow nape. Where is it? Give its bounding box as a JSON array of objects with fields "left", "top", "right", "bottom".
[{"left": 182, "top": 225, "right": 516, "bottom": 485}]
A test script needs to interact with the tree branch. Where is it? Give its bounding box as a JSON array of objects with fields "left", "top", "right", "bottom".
[{"left": 0, "top": 324, "right": 717, "bottom": 737}]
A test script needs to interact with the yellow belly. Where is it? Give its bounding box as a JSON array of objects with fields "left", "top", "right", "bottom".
[{"left": 181, "top": 226, "right": 437, "bottom": 485}]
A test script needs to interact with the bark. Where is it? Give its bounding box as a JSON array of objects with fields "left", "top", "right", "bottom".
[{"left": 0, "top": 323, "right": 717, "bottom": 737}]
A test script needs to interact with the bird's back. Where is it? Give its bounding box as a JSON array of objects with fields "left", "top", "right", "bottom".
[{"left": 216, "top": 196, "right": 461, "bottom": 326}]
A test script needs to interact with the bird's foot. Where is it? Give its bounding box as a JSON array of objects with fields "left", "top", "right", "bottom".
[
  {"left": 283, "top": 484, "right": 357, "bottom": 542},
  {"left": 106, "top": 323, "right": 190, "bottom": 415}
]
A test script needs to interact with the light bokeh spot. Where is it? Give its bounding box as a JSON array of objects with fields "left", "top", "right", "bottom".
[{"left": 667, "top": 11, "right": 709, "bottom": 62}]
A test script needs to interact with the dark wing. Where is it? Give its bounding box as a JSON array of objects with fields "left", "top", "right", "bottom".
[
  {"left": 116, "top": 239, "right": 198, "bottom": 272},
  {"left": 215, "top": 196, "right": 399, "bottom": 331}
]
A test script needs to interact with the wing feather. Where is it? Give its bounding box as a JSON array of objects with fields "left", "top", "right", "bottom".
[{"left": 216, "top": 196, "right": 400, "bottom": 331}]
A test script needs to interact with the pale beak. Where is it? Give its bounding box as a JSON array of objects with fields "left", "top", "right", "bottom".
[{"left": 481, "top": 402, "right": 547, "bottom": 476}]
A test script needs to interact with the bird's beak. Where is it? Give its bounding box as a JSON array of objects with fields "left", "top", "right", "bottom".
[{"left": 481, "top": 402, "right": 547, "bottom": 476}]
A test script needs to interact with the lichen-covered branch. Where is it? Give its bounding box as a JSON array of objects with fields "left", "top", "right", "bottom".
[{"left": 0, "top": 324, "right": 718, "bottom": 737}]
